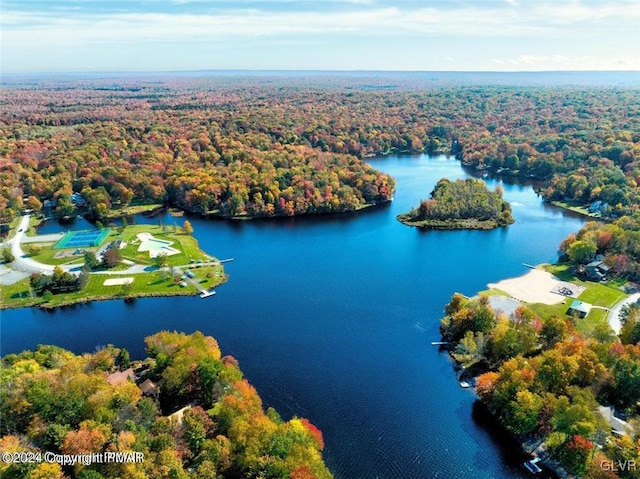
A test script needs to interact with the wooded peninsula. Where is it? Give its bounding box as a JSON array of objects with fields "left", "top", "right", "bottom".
[
  {"left": 0, "top": 331, "right": 332, "bottom": 479},
  {"left": 440, "top": 214, "right": 640, "bottom": 478}
]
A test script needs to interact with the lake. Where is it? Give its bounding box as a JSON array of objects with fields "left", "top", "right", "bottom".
[{"left": 2, "top": 154, "right": 585, "bottom": 478}]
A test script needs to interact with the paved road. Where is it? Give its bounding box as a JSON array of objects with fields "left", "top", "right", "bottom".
[
  {"left": 608, "top": 292, "right": 640, "bottom": 334},
  {"left": 5, "top": 215, "right": 228, "bottom": 282},
  {"left": 9, "top": 215, "right": 57, "bottom": 274}
]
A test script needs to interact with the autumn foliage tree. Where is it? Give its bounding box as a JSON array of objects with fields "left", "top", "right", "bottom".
[
  {"left": 0, "top": 332, "right": 332, "bottom": 479},
  {"left": 101, "top": 248, "right": 122, "bottom": 269}
]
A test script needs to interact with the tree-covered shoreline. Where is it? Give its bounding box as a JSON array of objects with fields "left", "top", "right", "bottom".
[
  {"left": 1, "top": 77, "right": 638, "bottom": 226},
  {"left": 397, "top": 177, "right": 514, "bottom": 229},
  {"left": 439, "top": 214, "right": 640, "bottom": 478},
  {"left": 0, "top": 331, "right": 332, "bottom": 479}
]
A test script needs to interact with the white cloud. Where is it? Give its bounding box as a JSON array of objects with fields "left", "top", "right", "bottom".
[
  {"left": 3, "top": 2, "right": 639, "bottom": 44},
  {"left": 2, "top": 1, "right": 639, "bottom": 71}
]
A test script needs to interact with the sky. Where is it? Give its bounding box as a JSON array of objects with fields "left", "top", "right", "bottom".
[{"left": 2, "top": 0, "right": 639, "bottom": 73}]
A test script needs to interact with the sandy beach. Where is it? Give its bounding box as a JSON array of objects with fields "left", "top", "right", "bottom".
[{"left": 488, "top": 268, "right": 564, "bottom": 305}]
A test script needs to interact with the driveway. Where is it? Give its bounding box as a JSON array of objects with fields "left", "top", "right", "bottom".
[
  {"left": 608, "top": 293, "right": 640, "bottom": 334},
  {"left": 7, "top": 215, "right": 161, "bottom": 280}
]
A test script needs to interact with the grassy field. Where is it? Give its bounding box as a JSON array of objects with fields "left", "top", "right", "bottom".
[
  {"left": 1, "top": 264, "right": 225, "bottom": 309},
  {"left": 28, "top": 244, "right": 89, "bottom": 266},
  {"left": 1, "top": 222, "right": 225, "bottom": 309},
  {"left": 482, "top": 263, "right": 628, "bottom": 338},
  {"left": 102, "top": 203, "right": 163, "bottom": 220},
  {"left": 21, "top": 224, "right": 207, "bottom": 268},
  {"left": 109, "top": 224, "right": 209, "bottom": 266},
  {"left": 551, "top": 200, "right": 597, "bottom": 218}
]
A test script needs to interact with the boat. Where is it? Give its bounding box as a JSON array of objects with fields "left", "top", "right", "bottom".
[
  {"left": 523, "top": 457, "right": 542, "bottom": 474},
  {"left": 459, "top": 381, "right": 470, "bottom": 388}
]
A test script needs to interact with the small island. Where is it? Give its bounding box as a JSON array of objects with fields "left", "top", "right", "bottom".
[{"left": 397, "top": 177, "right": 514, "bottom": 230}]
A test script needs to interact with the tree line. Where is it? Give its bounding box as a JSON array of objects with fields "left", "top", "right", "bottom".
[
  {"left": 1, "top": 77, "right": 637, "bottom": 223},
  {"left": 441, "top": 293, "right": 639, "bottom": 478},
  {"left": 0, "top": 331, "right": 332, "bottom": 479}
]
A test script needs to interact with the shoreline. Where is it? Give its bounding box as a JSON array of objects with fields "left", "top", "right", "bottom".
[
  {"left": 396, "top": 215, "right": 512, "bottom": 230},
  {"left": 202, "top": 198, "right": 391, "bottom": 221},
  {"left": 442, "top": 263, "right": 611, "bottom": 479},
  {"left": 0, "top": 284, "right": 226, "bottom": 311},
  {"left": 443, "top": 343, "right": 565, "bottom": 478},
  {"left": 1, "top": 218, "right": 227, "bottom": 310}
]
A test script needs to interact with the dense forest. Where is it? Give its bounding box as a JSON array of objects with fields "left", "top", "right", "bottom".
[
  {"left": 558, "top": 215, "right": 640, "bottom": 281},
  {"left": 397, "top": 177, "right": 514, "bottom": 229},
  {"left": 0, "top": 331, "right": 332, "bottom": 479},
  {"left": 1, "top": 76, "right": 638, "bottom": 223},
  {"left": 439, "top": 212, "right": 640, "bottom": 478},
  {"left": 441, "top": 293, "right": 640, "bottom": 478}
]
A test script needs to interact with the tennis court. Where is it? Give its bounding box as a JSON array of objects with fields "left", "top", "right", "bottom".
[{"left": 55, "top": 228, "right": 111, "bottom": 249}]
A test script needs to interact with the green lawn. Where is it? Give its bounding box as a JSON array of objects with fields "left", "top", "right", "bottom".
[
  {"left": 551, "top": 200, "right": 597, "bottom": 218},
  {"left": 535, "top": 263, "right": 627, "bottom": 337},
  {"left": 113, "top": 225, "right": 209, "bottom": 266},
  {"left": 28, "top": 244, "right": 92, "bottom": 266},
  {"left": 476, "top": 288, "right": 510, "bottom": 298},
  {"left": 1, "top": 264, "right": 226, "bottom": 309},
  {"left": 1, "top": 278, "right": 36, "bottom": 309},
  {"left": 102, "top": 203, "right": 162, "bottom": 220},
  {"left": 527, "top": 300, "right": 571, "bottom": 321},
  {"left": 2, "top": 222, "right": 224, "bottom": 309}
]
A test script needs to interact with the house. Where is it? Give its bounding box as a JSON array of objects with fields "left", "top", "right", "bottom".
[
  {"left": 70, "top": 192, "right": 86, "bottom": 206},
  {"left": 584, "top": 260, "right": 610, "bottom": 281},
  {"left": 567, "top": 300, "right": 591, "bottom": 318},
  {"left": 139, "top": 379, "right": 160, "bottom": 399},
  {"left": 588, "top": 201, "right": 610, "bottom": 216},
  {"left": 598, "top": 406, "right": 633, "bottom": 436},
  {"left": 168, "top": 405, "right": 192, "bottom": 426},
  {"left": 106, "top": 368, "right": 135, "bottom": 386}
]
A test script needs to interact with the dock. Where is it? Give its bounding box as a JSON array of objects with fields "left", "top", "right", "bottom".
[
  {"left": 431, "top": 341, "right": 449, "bottom": 346},
  {"left": 199, "top": 290, "right": 216, "bottom": 299}
]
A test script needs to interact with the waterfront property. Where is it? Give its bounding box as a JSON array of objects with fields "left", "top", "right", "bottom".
[
  {"left": 1, "top": 221, "right": 225, "bottom": 309},
  {"left": 1, "top": 154, "right": 591, "bottom": 479}
]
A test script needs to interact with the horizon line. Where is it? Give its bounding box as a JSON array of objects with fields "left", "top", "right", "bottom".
[{"left": 3, "top": 68, "right": 640, "bottom": 77}]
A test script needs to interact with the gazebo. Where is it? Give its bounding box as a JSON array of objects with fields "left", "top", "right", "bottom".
[{"left": 567, "top": 299, "right": 591, "bottom": 318}]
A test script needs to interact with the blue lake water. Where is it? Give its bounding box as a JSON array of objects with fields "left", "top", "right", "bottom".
[{"left": 2, "top": 154, "right": 585, "bottom": 478}]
